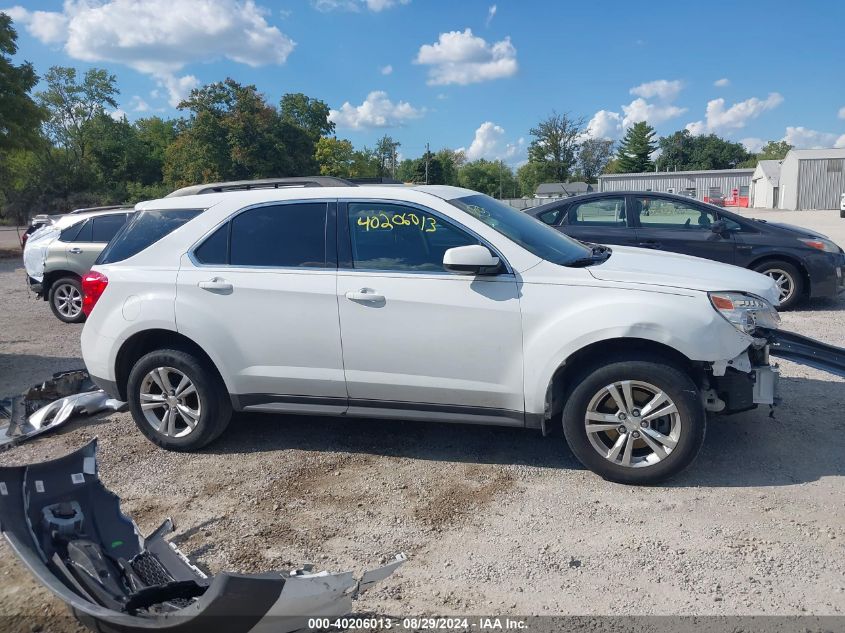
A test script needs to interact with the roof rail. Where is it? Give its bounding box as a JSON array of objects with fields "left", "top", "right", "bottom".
[
  {"left": 165, "top": 176, "right": 356, "bottom": 198},
  {"left": 68, "top": 205, "right": 134, "bottom": 214}
]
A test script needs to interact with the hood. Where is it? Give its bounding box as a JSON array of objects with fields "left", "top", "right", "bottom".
[
  {"left": 587, "top": 245, "right": 779, "bottom": 304},
  {"left": 760, "top": 220, "right": 828, "bottom": 240}
]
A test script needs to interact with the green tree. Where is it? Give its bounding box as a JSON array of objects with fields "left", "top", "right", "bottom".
[
  {"left": 411, "top": 151, "right": 444, "bottom": 184},
  {"left": 616, "top": 122, "right": 657, "bottom": 173},
  {"left": 349, "top": 146, "right": 380, "bottom": 178},
  {"left": 375, "top": 134, "right": 401, "bottom": 178},
  {"left": 528, "top": 111, "right": 584, "bottom": 182},
  {"left": 315, "top": 137, "right": 355, "bottom": 177},
  {"left": 0, "top": 13, "right": 43, "bottom": 154},
  {"left": 435, "top": 148, "right": 464, "bottom": 186},
  {"left": 459, "top": 159, "right": 517, "bottom": 198},
  {"left": 578, "top": 138, "right": 614, "bottom": 183},
  {"left": 756, "top": 140, "right": 792, "bottom": 161},
  {"left": 516, "top": 161, "right": 545, "bottom": 197},
  {"left": 279, "top": 92, "right": 334, "bottom": 142},
  {"left": 658, "top": 129, "right": 752, "bottom": 170}
]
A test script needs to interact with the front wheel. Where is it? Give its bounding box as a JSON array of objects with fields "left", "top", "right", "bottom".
[
  {"left": 752, "top": 260, "right": 803, "bottom": 310},
  {"left": 562, "top": 358, "right": 706, "bottom": 485},
  {"left": 127, "top": 349, "right": 232, "bottom": 451}
]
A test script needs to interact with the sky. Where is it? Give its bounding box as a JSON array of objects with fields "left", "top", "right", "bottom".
[{"left": 3, "top": 0, "right": 845, "bottom": 165}]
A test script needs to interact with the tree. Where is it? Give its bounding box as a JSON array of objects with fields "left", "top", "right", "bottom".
[
  {"left": 435, "top": 148, "right": 464, "bottom": 186},
  {"left": 516, "top": 161, "right": 545, "bottom": 197},
  {"left": 527, "top": 111, "right": 585, "bottom": 182},
  {"left": 279, "top": 92, "right": 334, "bottom": 141},
  {"left": 37, "top": 66, "right": 119, "bottom": 164},
  {"left": 616, "top": 122, "right": 657, "bottom": 173},
  {"left": 459, "top": 159, "right": 517, "bottom": 198},
  {"left": 375, "top": 134, "right": 401, "bottom": 178},
  {"left": 578, "top": 138, "right": 614, "bottom": 183},
  {"left": 756, "top": 140, "right": 792, "bottom": 161},
  {"left": 0, "top": 13, "right": 43, "bottom": 154},
  {"left": 658, "top": 129, "right": 753, "bottom": 171},
  {"left": 411, "top": 151, "right": 444, "bottom": 184},
  {"left": 315, "top": 137, "right": 355, "bottom": 177}
]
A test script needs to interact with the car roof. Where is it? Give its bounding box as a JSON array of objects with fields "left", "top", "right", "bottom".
[
  {"left": 526, "top": 190, "right": 729, "bottom": 215},
  {"left": 49, "top": 208, "right": 132, "bottom": 229}
]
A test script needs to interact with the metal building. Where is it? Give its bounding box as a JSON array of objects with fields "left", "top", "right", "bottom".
[
  {"left": 750, "top": 160, "right": 781, "bottom": 208},
  {"left": 776, "top": 148, "right": 845, "bottom": 210},
  {"left": 598, "top": 168, "right": 754, "bottom": 204}
]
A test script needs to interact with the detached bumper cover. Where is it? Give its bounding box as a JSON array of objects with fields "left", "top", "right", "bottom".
[
  {"left": 0, "top": 440, "right": 406, "bottom": 633},
  {"left": 759, "top": 327, "right": 845, "bottom": 378}
]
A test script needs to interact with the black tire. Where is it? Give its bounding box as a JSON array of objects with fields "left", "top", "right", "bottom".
[
  {"left": 127, "top": 349, "right": 232, "bottom": 451},
  {"left": 48, "top": 277, "right": 85, "bottom": 323},
  {"left": 752, "top": 260, "right": 804, "bottom": 310},
  {"left": 562, "top": 357, "right": 706, "bottom": 485}
]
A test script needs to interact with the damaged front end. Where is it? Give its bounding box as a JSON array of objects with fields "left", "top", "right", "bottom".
[{"left": 0, "top": 440, "right": 406, "bottom": 633}]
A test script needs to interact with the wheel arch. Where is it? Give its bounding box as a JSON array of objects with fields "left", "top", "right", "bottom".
[
  {"left": 540, "top": 337, "right": 699, "bottom": 434},
  {"left": 748, "top": 253, "right": 810, "bottom": 297},
  {"left": 42, "top": 270, "right": 81, "bottom": 300},
  {"left": 114, "top": 328, "right": 228, "bottom": 402}
]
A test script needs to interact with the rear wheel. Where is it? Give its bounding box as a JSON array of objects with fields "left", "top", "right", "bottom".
[
  {"left": 562, "top": 358, "right": 706, "bottom": 485},
  {"left": 127, "top": 349, "right": 231, "bottom": 451},
  {"left": 48, "top": 277, "right": 85, "bottom": 323},
  {"left": 752, "top": 260, "right": 803, "bottom": 310}
]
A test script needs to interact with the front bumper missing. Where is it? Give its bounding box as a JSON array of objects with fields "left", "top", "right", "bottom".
[
  {"left": 758, "top": 327, "right": 845, "bottom": 379},
  {"left": 0, "top": 440, "right": 406, "bottom": 633}
]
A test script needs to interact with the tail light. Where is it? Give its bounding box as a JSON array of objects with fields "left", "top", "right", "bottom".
[{"left": 81, "top": 271, "right": 109, "bottom": 317}]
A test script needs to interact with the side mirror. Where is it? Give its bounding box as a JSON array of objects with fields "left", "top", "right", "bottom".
[{"left": 443, "top": 245, "right": 500, "bottom": 275}]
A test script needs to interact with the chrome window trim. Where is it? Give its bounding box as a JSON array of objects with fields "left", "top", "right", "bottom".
[{"left": 340, "top": 197, "right": 514, "bottom": 277}]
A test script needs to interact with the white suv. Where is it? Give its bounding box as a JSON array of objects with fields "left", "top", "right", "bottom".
[{"left": 81, "top": 183, "right": 782, "bottom": 484}]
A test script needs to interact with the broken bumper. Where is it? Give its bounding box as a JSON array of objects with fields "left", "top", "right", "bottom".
[
  {"left": 759, "top": 327, "right": 845, "bottom": 378},
  {"left": 0, "top": 440, "right": 406, "bottom": 633}
]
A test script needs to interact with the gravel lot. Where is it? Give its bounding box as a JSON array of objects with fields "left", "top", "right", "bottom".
[{"left": 1, "top": 209, "right": 844, "bottom": 630}]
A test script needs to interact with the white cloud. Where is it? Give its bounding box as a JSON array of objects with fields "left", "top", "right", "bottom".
[
  {"left": 585, "top": 110, "right": 623, "bottom": 140},
  {"left": 380, "top": 64, "right": 393, "bottom": 75},
  {"left": 6, "top": 0, "right": 294, "bottom": 109},
  {"left": 109, "top": 108, "right": 127, "bottom": 121},
  {"left": 630, "top": 79, "right": 683, "bottom": 101},
  {"left": 622, "top": 98, "right": 686, "bottom": 128},
  {"left": 485, "top": 4, "right": 497, "bottom": 26},
  {"left": 686, "top": 92, "right": 783, "bottom": 135},
  {"left": 159, "top": 74, "right": 200, "bottom": 108},
  {"left": 714, "top": 78, "right": 730, "bottom": 88},
  {"left": 458, "top": 121, "right": 524, "bottom": 162},
  {"left": 312, "top": 0, "right": 409, "bottom": 11},
  {"left": 129, "top": 95, "right": 150, "bottom": 112},
  {"left": 838, "top": 106, "right": 845, "bottom": 120},
  {"left": 741, "top": 137, "right": 765, "bottom": 153},
  {"left": 783, "top": 126, "right": 845, "bottom": 149},
  {"left": 414, "top": 28, "right": 517, "bottom": 86},
  {"left": 329, "top": 90, "right": 424, "bottom": 129}
]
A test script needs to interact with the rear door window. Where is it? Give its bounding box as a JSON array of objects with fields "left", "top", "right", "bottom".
[
  {"left": 91, "top": 214, "right": 129, "bottom": 242},
  {"left": 60, "top": 220, "right": 89, "bottom": 242},
  {"left": 97, "top": 209, "right": 202, "bottom": 264},
  {"left": 229, "top": 203, "right": 327, "bottom": 268},
  {"left": 566, "top": 198, "right": 627, "bottom": 226}
]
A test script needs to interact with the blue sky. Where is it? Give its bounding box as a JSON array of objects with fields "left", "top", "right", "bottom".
[{"left": 4, "top": 0, "right": 845, "bottom": 163}]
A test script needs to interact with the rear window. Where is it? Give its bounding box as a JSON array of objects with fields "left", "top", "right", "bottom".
[
  {"left": 96, "top": 209, "right": 202, "bottom": 264},
  {"left": 91, "top": 213, "right": 128, "bottom": 242},
  {"left": 60, "top": 219, "right": 88, "bottom": 242}
]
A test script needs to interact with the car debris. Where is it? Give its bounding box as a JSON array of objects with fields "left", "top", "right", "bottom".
[
  {"left": 761, "top": 327, "right": 845, "bottom": 378},
  {"left": 0, "top": 370, "right": 124, "bottom": 449},
  {"left": 0, "top": 439, "right": 407, "bottom": 633}
]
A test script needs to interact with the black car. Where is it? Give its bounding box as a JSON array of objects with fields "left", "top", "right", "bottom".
[{"left": 528, "top": 191, "right": 845, "bottom": 309}]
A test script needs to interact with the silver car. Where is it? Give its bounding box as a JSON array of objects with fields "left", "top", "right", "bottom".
[{"left": 24, "top": 207, "right": 132, "bottom": 323}]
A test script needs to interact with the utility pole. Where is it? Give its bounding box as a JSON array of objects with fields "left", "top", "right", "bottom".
[{"left": 425, "top": 142, "right": 430, "bottom": 184}]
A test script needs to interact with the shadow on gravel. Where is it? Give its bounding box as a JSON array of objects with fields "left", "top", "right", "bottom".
[
  {"left": 208, "top": 412, "right": 585, "bottom": 471},
  {"left": 208, "top": 375, "right": 845, "bottom": 487}
]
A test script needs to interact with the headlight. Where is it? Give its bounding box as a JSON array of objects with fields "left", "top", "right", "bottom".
[
  {"left": 798, "top": 237, "right": 840, "bottom": 253},
  {"left": 709, "top": 292, "right": 780, "bottom": 333}
]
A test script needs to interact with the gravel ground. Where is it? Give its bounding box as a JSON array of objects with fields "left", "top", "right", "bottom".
[{"left": 0, "top": 209, "right": 844, "bottom": 630}]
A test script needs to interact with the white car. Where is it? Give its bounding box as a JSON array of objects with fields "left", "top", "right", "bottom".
[
  {"left": 81, "top": 182, "right": 784, "bottom": 484},
  {"left": 840, "top": 192, "right": 845, "bottom": 218}
]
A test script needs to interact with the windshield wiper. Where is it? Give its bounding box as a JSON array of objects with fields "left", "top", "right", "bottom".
[{"left": 568, "top": 244, "right": 612, "bottom": 268}]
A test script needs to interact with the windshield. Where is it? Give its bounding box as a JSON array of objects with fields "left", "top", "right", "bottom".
[{"left": 448, "top": 194, "right": 591, "bottom": 266}]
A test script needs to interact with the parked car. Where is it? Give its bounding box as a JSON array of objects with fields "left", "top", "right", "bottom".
[
  {"left": 528, "top": 191, "right": 845, "bottom": 310},
  {"left": 23, "top": 207, "right": 133, "bottom": 323},
  {"left": 77, "top": 180, "right": 801, "bottom": 485},
  {"left": 840, "top": 192, "right": 844, "bottom": 218}
]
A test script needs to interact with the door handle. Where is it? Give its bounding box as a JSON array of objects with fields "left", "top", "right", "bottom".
[
  {"left": 345, "top": 288, "right": 385, "bottom": 302},
  {"left": 68, "top": 247, "right": 83, "bottom": 254},
  {"left": 198, "top": 278, "right": 233, "bottom": 293}
]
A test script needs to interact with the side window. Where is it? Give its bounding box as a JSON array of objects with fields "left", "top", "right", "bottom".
[
  {"left": 636, "top": 197, "right": 716, "bottom": 230},
  {"left": 194, "top": 223, "right": 229, "bottom": 265},
  {"left": 72, "top": 218, "right": 93, "bottom": 242},
  {"left": 230, "top": 203, "right": 326, "bottom": 267},
  {"left": 348, "top": 203, "right": 478, "bottom": 272},
  {"left": 536, "top": 208, "right": 563, "bottom": 225},
  {"left": 91, "top": 214, "right": 128, "bottom": 243},
  {"left": 567, "top": 198, "right": 626, "bottom": 226},
  {"left": 60, "top": 220, "right": 87, "bottom": 243}
]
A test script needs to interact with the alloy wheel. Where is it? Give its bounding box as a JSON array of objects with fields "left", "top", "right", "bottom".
[
  {"left": 54, "top": 283, "right": 82, "bottom": 319},
  {"left": 762, "top": 268, "right": 794, "bottom": 305},
  {"left": 584, "top": 380, "right": 681, "bottom": 468},
  {"left": 139, "top": 367, "right": 201, "bottom": 438}
]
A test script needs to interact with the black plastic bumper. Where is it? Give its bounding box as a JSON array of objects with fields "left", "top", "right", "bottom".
[{"left": 759, "top": 327, "right": 845, "bottom": 378}]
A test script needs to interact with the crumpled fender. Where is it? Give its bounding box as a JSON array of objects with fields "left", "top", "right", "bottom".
[
  {"left": 0, "top": 440, "right": 406, "bottom": 633},
  {"left": 22, "top": 224, "right": 61, "bottom": 283}
]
